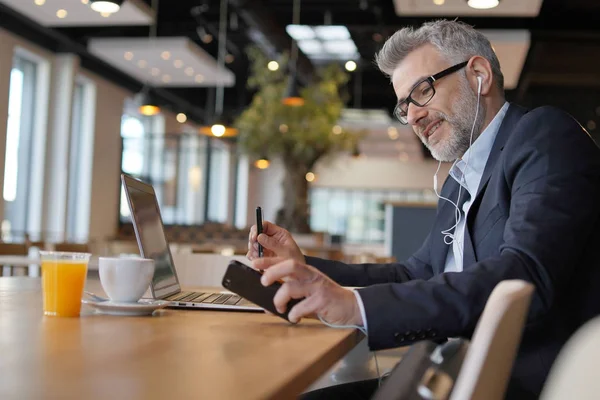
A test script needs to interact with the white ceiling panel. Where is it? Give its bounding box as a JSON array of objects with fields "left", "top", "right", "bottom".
[
  {"left": 88, "top": 37, "right": 235, "bottom": 87},
  {"left": 482, "top": 30, "right": 530, "bottom": 89},
  {"left": 393, "top": 0, "right": 543, "bottom": 17},
  {"left": 0, "top": 0, "right": 153, "bottom": 27}
]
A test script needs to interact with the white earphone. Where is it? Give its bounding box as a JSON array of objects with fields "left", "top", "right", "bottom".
[{"left": 432, "top": 73, "right": 483, "bottom": 248}]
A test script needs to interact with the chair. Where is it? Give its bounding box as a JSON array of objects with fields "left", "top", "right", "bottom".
[
  {"left": 0, "top": 242, "right": 29, "bottom": 276},
  {"left": 539, "top": 316, "right": 600, "bottom": 400},
  {"left": 449, "top": 280, "right": 534, "bottom": 400},
  {"left": 53, "top": 242, "right": 90, "bottom": 253}
]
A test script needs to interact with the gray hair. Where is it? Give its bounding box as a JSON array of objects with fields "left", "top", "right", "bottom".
[{"left": 375, "top": 20, "right": 504, "bottom": 91}]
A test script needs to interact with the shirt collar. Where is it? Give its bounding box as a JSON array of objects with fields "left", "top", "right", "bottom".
[{"left": 450, "top": 101, "right": 509, "bottom": 193}]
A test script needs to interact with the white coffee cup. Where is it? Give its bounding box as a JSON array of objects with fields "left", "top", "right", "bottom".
[{"left": 99, "top": 257, "right": 155, "bottom": 303}]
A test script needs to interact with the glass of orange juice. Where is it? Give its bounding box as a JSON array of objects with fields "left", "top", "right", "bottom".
[{"left": 40, "top": 251, "right": 91, "bottom": 317}]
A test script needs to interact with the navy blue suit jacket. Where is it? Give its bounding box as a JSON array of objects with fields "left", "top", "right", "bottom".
[{"left": 306, "top": 103, "right": 600, "bottom": 397}]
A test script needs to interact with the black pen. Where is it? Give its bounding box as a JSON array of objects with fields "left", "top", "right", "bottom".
[{"left": 256, "top": 206, "right": 264, "bottom": 257}]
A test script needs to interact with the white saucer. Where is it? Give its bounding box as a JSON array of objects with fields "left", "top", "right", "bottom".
[{"left": 82, "top": 298, "right": 172, "bottom": 316}]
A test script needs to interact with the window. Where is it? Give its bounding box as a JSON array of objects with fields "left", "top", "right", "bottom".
[
  {"left": 207, "top": 140, "right": 231, "bottom": 223},
  {"left": 66, "top": 78, "right": 96, "bottom": 242},
  {"left": 2, "top": 55, "right": 38, "bottom": 242},
  {"left": 310, "top": 187, "right": 437, "bottom": 244}
]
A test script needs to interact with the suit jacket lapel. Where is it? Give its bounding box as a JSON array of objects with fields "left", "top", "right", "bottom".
[
  {"left": 474, "top": 103, "right": 528, "bottom": 201},
  {"left": 463, "top": 103, "right": 528, "bottom": 266}
]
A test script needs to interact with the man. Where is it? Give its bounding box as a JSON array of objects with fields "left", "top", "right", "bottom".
[{"left": 247, "top": 20, "right": 600, "bottom": 399}]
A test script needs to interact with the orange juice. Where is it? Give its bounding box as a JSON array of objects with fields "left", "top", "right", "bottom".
[{"left": 42, "top": 259, "right": 89, "bottom": 317}]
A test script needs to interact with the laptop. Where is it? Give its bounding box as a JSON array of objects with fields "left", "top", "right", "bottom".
[{"left": 121, "top": 173, "right": 261, "bottom": 311}]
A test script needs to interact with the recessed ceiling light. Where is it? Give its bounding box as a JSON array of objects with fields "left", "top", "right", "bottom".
[
  {"left": 195, "top": 74, "right": 204, "bottom": 83},
  {"left": 185, "top": 67, "right": 194, "bottom": 76},
  {"left": 305, "top": 172, "right": 316, "bottom": 182},
  {"left": 90, "top": 0, "right": 123, "bottom": 14},
  {"left": 398, "top": 152, "right": 410, "bottom": 163},
  {"left": 176, "top": 113, "right": 187, "bottom": 123},
  {"left": 56, "top": 9, "right": 68, "bottom": 18},
  {"left": 201, "top": 34, "right": 213, "bottom": 44},
  {"left": 173, "top": 60, "right": 184, "bottom": 68},
  {"left": 225, "top": 54, "right": 234, "bottom": 64},
  {"left": 137, "top": 60, "right": 147, "bottom": 68},
  {"left": 151, "top": 68, "right": 160, "bottom": 76},
  {"left": 332, "top": 125, "right": 342, "bottom": 135},
  {"left": 161, "top": 51, "right": 171, "bottom": 60},
  {"left": 466, "top": 0, "right": 500, "bottom": 9},
  {"left": 100, "top": 12, "right": 111, "bottom": 17},
  {"left": 267, "top": 61, "right": 279, "bottom": 71},
  {"left": 81, "top": 0, "right": 89, "bottom": 4},
  {"left": 433, "top": 0, "right": 445, "bottom": 5},
  {"left": 34, "top": 0, "right": 46, "bottom": 6},
  {"left": 162, "top": 74, "right": 171, "bottom": 83},
  {"left": 345, "top": 60, "right": 357, "bottom": 72},
  {"left": 124, "top": 51, "right": 134, "bottom": 60}
]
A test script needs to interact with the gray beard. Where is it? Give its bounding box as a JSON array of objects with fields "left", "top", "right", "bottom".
[{"left": 423, "top": 79, "right": 487, "bottom": 162}]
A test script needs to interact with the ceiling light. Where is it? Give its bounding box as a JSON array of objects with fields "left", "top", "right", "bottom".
[
  {"left": 137, "top": 60, "right": 147, "bottom": 68},
  {"left": 56, "top": 9, "right": 68, "bottom": 18},
  {"left": 201, "top": 34, "right": 213, "bottom": 44},
  {"left": 81, "top": 0, "right": 89, "bottom": 4},
  {"left": 195, "top": 74, "right": 205, "bottom": 83},
  {"left": 345, "top": 60, "right": 357, "bottom": 72},
  {"left": 90, "top": 0, "right": 123, "bottom": 14},
  {"left": 150, "top": 68, "right": 160, "bottom": 76},
  {"left": 267, "top": 61, "right": 279, "bottom": 71},
  {"left": 305, "top": 172, "right": 316, "bottom": 182},
  {"left": 388, "top": 126, "right": 399, "bottom": 140},
  {"left": 279, "top": 124, "right": 288, "bottom": 133},
  {"left": 135, "top": 88, "right": 160, "bottom": 116},
  {"left": 398, "top": 152, "right": 410, "bottom": 162},
  {"left": 466, "top": 0, "right": 500, "bottom": 9},
  {"left": 332, "top": 125, "right": 342, "bottom": 135},
  {"left": 124, "top": 51, "right": 133, "bottom": 60},
  {"left": 173, "top": 59, "right": 184, "bottom": 68},
  {"left": 176, "top": 113, "right": 187, "bottom": 123},
  {"left": 211, "top": 124, "right": 225, "bottom": 137},
  {"left": 161, "top": 51, "right": 171, "bottom": 60},
  {"left": 185, "top": 67, "right": 194, "bottom": 76},
  {"left": 254, "top": 158, "right": 270, "bottom": 170},
  {"left": 314, "top": 26, "right": 350, "bottom": 40},
  {"left": 34, "top": 0, "right": 45, "bottom": 5},
  {"left": 225, "top": 54, "right": 234, "bottom": 64},
  {"left": 433, "top": 0, "right": 445, "bottom": 5},
  {"left": 101, "top": 12, "right": 111, "bottom": 17},
  {"left": 286, "top": 25, "right": 315, "bottom": 40},
  {"left": 282, "top": 75, "right": 304, "bottom": 107},
  {"left": 162, "top": 74, "right": 171, "bottom": 83}
]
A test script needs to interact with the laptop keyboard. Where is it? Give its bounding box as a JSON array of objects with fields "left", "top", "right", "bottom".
[{"left": 165, "top": 291, "right": 243, "bottom": 306}]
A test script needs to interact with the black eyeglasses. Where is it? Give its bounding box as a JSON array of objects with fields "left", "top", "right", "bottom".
[{"left": 393, "top": 61, "right": 468, "bottom": 124}]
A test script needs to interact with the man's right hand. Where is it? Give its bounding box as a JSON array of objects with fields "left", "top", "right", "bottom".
[{"left": 247, "top": 221, "right": 304, "bottom": 263}]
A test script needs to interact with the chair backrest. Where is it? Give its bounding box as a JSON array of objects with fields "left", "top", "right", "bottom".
[
  {"left": 449, "top": 280, "right": 534, "bottom": 400},
  {"left": 0, "top": 243, "right": 28, "bottom": 256},
  {"left": 53, "top": 243, "right": 90, "bottom": 253},
  {"left": 539, "top": 315, "right": 600, "bottom": 400}
]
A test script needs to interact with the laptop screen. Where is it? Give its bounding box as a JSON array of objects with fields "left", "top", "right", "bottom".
[{"left": 122, "top": 177, "right": 179, "bottom": 295}]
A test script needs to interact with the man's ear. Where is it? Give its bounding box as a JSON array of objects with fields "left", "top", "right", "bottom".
[{"left": 467, "top": 56, "right": 493, "bottom": 96}]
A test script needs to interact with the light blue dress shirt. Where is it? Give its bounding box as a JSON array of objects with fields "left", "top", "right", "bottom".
[{"left": 354, "top": 101, "right": 510, "bottom": 331}]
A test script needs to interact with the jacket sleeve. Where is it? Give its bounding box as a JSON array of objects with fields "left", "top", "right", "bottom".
[
  {"left": 304, "top": 232, "right": 435, "bottom": 287},
  {"left": 357, "top": 107, "right": 600, "bottom": 351}
]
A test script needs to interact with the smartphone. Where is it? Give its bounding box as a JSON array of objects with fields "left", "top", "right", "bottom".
[
  {"left": 256, "top": 206, "right": 264, "bottom": 257},
  {"left": 222, "top": 260, "right": 303, "bottom": 322}
]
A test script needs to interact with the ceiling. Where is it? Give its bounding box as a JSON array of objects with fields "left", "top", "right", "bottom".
[{"left": 2, "top": 0, "right": 600, "bottom": 158}]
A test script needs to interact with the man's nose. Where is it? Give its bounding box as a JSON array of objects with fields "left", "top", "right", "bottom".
[{"left": 406, "top": 103, "right": 428, "bottom": 126}]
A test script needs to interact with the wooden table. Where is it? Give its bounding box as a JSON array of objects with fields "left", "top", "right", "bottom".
[{"left": 0, "top": 277, "right": 363, "bottom": 399}]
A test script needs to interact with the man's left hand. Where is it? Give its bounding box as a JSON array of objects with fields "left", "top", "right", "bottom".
[{"left": 252, "top": 257, "right": 364, "bottom": 326}]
